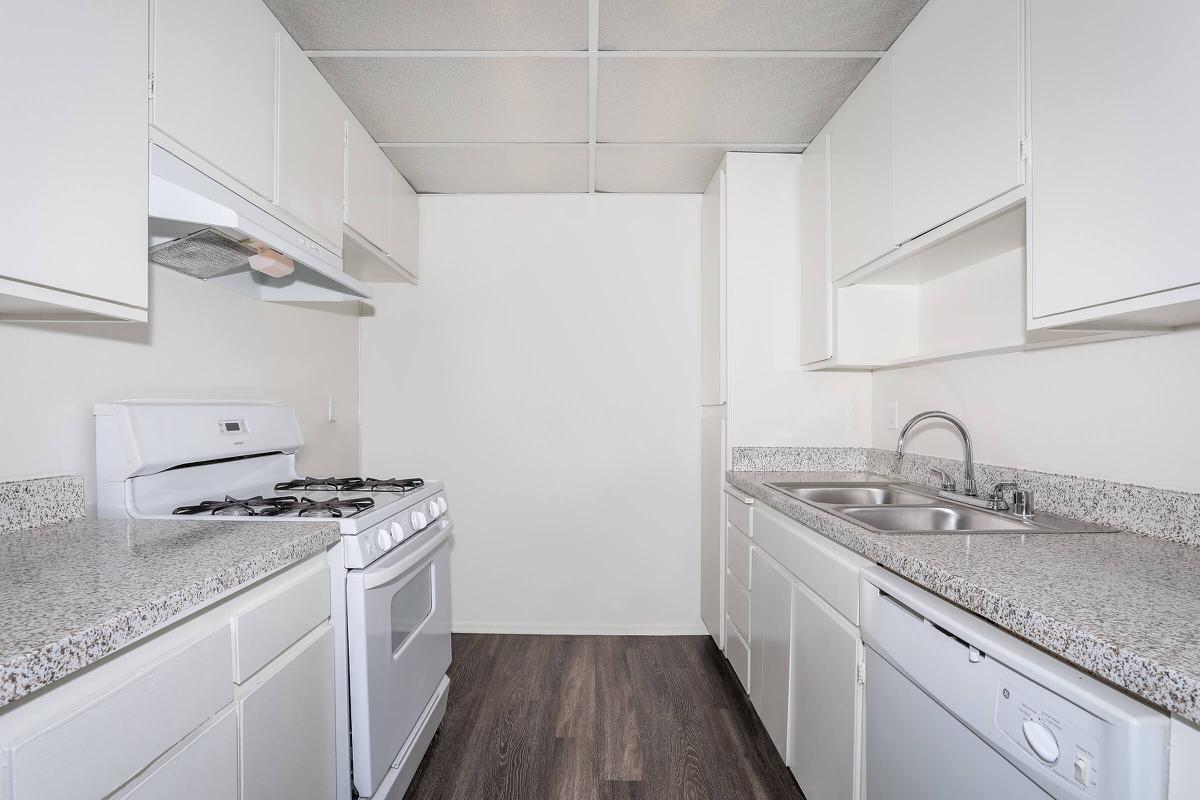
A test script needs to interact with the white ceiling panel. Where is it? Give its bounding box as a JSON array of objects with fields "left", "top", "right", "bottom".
[
  {"left": 383, "top": 146, "right": 590, "bottom": 193},
  {"left": 264, "top": 0, "right": 589, "bottom": 50},
  {"left": 596, "top": 146, "right": 803, "bottom": 193},
  {"left": 597, "top": 57, "right": 874, "bottom": 143},
  {"left": 312, "top": 57, "right": 589, "bottom": 143},
  {"left": 599, "top": 0, "right": 927, "bottom": 51}
]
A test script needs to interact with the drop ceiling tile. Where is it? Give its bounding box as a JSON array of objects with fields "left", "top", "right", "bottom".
[
  {"left": 599, "top": 0, "right": 927, "bottom": 51},
  {"left": 596, "top": 146, "right": 803, "bottom": 192},
  {"left": 264, "top": 0, "right": 589, "bottom": 50},
  {"left": 313, "top": 57, "right": 589, "bottom": 143},
  {"left": 383, "top": 146, "right": 590, "bottom": 193},
  {"left": 597, "top": 57, "right": 874, "bottom": 143}
]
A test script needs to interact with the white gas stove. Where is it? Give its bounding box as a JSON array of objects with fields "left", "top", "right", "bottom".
[{"left": 95, "top": 400, "right": 451, "bottom": 800}]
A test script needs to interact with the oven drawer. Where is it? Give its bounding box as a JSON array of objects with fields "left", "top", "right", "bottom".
[{"left": 231, "top": 557, "right": 330, "bottom": 682}]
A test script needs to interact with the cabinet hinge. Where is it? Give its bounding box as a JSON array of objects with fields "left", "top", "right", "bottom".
[
  {"left": 147, "top": 72, "right": 155, "bottom": 101},
  {"left": 1019, "top": 136, "right": 1031, "bottom": 163}
]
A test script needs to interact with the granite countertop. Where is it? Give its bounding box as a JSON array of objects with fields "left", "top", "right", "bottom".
[
  {"left": 0, "top": 517, "right": 340, "bottom": 707},
  {"left": 728, "top": 470, "right": 1200, "bottom": 724}
]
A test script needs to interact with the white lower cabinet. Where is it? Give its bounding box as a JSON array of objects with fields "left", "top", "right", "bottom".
[
  {"left": 118, "top": 709, "right": 239, "bottom": 800},
  {"left": 789, "top": 584, "right": 863, "bottom": 800},
  {"left": 240, "top": 625, "right": 337, "bottom": 800},
  {"left": 750, "top": 549, "right": 794, "bottom": 756}
]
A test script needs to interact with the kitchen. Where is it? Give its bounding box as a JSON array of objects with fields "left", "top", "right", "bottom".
[{"left": 1, "top": 0, "right": 1198, "bottom": 798}]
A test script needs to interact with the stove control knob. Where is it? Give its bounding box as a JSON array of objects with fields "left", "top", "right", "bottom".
[
  {"left": 376, "top": 529, "right": 392, "bottom": 551},
  {"left": 428, "top": 500, "right": 440, "bottom": 518},
  {"left": 411, "top": 511, "right": 428, "bottom": 530},
  {"left": 437, "top": 497, "right": 448, "bottom": 514},
  {"left": 389, "top": 521, "right": 405, "bottom": 544}
]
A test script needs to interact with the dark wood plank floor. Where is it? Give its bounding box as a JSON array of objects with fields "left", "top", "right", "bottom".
[{"left": 403, "top": 634, "right": 806, "bottom": 800}]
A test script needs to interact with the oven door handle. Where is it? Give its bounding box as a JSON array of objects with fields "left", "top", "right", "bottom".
[{"left": 361, "top": 520, "right": 451, "bottom": 590}]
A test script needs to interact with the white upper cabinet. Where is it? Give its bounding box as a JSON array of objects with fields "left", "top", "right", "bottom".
[
  {"left": 797, "top": 134, "right": 832, "bottom": 366},
  {"left": 151, "top": 0, "right": 278, "bottom": 201},
  {"left": 1028, "top": 0, "right": 1200, "bottom": 326},
  {"left": 277, "top": 36, "right": 349, "bottom": 252},
  {"left": 700, "top": 166, "right": 726, "bottom": 405},
  {"left": 828, "top": 56, "right": 895, "bottom": 281},
  {"left": 0, "top": 0, "right": 147, "bottom": 320},
  {"left": 892, "top": 0, "right": 1023, "bottom": 243},
  {"left": 345, "top": 119, "right": 393, "bottom": 254},
  {"left": 388, "top": 168, "right": 420, "bottom": 278}
]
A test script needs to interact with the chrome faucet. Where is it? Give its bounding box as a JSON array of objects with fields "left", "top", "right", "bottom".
[{"left": 896, "top": 411, "right": 978, "bottom": 497}]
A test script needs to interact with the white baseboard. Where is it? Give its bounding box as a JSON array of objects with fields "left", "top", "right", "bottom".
[{"left": 450, "top": 620, "right": 711, "bottom": 636}]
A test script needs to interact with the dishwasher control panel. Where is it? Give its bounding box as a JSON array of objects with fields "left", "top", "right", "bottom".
[{"left": 996, "top": 680, "right": 1102, "bottom": 795}]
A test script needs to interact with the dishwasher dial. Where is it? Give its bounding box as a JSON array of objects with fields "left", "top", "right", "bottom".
[
  {"left": 1022, "top": 719, "right": 1060, "bottom": 763},
  {"left": 389, "top": 521, "right": 405, "bottom": 544},
  {"left": 376, "top": 529, "right": 393, "bottom": 551}
]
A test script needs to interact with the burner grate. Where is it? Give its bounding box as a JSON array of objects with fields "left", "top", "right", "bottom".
[
  {"left": 275, "top": 476, "right": 425, "bottom": 493},
  {"left": 275, "top": 477, "right": 358, "bottom": 492},
  {"left": 172, "top": 495, "right": 299, "bottom": 517},
  {"left": 292, "top": 496, "right": 375, "bottom": 518}
]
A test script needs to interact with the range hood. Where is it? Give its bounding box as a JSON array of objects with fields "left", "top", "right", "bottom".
[{"left": 148, "top": 144, "right": 370, "bottom": 302}]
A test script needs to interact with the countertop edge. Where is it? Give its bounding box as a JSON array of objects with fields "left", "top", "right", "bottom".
[
  {"left": 0, "top": 526, "right": 339, "bottom": 708},
  {"left": 726, "top": 470, "right": 1200, "bottom": 725}
]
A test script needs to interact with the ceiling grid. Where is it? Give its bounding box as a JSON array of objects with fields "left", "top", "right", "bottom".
[{"left": 266, "top": 0, "right": 928, "bottom": 193}]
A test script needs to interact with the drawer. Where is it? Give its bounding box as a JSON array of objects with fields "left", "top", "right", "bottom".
[
  {"left": 754, "top": 504, "right": 871, "bottom": 625},
  {"left": 725, "top": 619, "right": 751, "bottom": 693},
  {"left": 117, "top": 708, "right": 238, "bottom": 799},
  {"left": 725, "top": 571, "right": 751, "bottom": 642},
  {"left": 8, "top": 626, "right": 233, "bottom": 800},
  {"left": 231, "top": 559, "right": 330, "bottom": 682},
  {"left": 725, "top": 487, "right": 754, "bottom": 536},
  {"left": 726, "top": 524, "right": 753, "bottom": 589}
]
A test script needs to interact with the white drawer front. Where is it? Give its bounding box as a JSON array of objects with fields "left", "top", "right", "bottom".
[
  {"left": 725, "top": 571, "right": 751, "bottom": 642},
  {"left": 726, "top": 620, "right": 751, "bottom": 693},
  {"left": 9, "top": 626, "right": 233, "bottom": 800},
  {"left": 232, "top": 560, "right": 330, "bottom": 682},
  {"left": 753, "top": 505, "right": 871, "bottom": 625},
  {"left": 726, "top": 489, "right": 754, "bottom": 536},
  {"left": 118, "top": 709, "right": 238, "bottom": 800},
  {"left": 726, "top": 524, "right": 753, "bottom": 590}
]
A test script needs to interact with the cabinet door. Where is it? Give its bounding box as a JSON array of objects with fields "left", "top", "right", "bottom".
[
  {"left": 700, "top": 166, "right": 726, "bottom": 404},
  {"left": 789, "top": 585, "right": 861, "bottom": 800},
  {"left": 119, "top": 710, "right": 238, "bottom": 800},
  {"left": 1029, "top": 1, "right": 1200, "bottom": 320},
  {"left": 240, "top": 626, "right": 336, "bottom": 800},
  {"left": 152, "top": 0, "right": 278, "bottom": 200},
  {"left": 278, "top": 37, "right": 349, "bottom": 251},
  {"left": 892, "top": 0, "right": 1022, "bottom": 243},
  {"left": 828, "top": 56, "right": 895, "bottom": 281},
  {"left": 389, "top": 168, "right": 420, "bottom": 276},
  {"left": 345, "top": 119, "right": 393, "bottom": 253},
  {"left": 700, "top": 414, "right": 726, "bottom": 645},
  {"left": 1, "top": 1, "right": 147, "bottom": 315},
  {"left": 797, "top": 133, "right": 832, "bottom": 365},
  {"left": 750, "top": 550, "right": 793, "bottom": 757}
]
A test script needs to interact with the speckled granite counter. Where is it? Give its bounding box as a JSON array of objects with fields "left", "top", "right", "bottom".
[
  {"left": 728, "top": 470, "right": 1200, "bottom": 724},
  {"left": 0, "top": 517, "right": 339, "bottom": 707}
]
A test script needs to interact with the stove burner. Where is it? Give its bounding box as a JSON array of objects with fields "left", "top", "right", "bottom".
[
  {"left": 292, "top": 496, "right": 375, "bottom": 518},
  {"left": 172, "top": 495, "right": 299, "bottom": 517},
  {"left": 274, "top": 476, "right": 425, "bottom": 493},
  {"left": 343, "top": 477, "right": 425, "bottom": 493},
  {"left": 274, "top": 477, "right": 359, "bottom": 492}
]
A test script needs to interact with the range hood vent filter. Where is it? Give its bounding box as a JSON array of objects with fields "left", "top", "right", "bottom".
[{"left": 148, "top": 227, "right": 258, "bottom": 279}]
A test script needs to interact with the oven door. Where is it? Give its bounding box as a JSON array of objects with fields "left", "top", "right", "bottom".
[{"left": 346, "top": 518, "right": 452, "bottom": 797}]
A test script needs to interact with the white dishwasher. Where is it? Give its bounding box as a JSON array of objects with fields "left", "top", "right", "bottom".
[{"left": 860, "top": 567, "right": 1168, "bottom": 800}]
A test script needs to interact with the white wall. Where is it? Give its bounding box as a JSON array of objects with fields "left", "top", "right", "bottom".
[
  {"left": 872, "top": 327, "right": 1200, "bottom": 492},
  {"left": 0, "top": 266, "right": 360, "bottom": 506},
  {"left": 360, "top": 194, "right": 703, "bottom": 634}
]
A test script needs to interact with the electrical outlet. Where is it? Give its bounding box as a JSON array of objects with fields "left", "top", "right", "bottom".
[
  {"left": 327, "top": 395, "right": 337, "bottom": 423},
  {"left": 888, "top": 401, "right": 900, "bottom": 431}
]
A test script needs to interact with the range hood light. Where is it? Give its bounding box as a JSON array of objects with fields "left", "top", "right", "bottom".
[{"left": 249, "top": 245, "right": 295, "bottom": 278}]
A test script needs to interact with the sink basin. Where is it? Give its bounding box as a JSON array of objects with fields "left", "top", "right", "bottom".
[
  {"left": 777, "top": 485, "right": 932, "bottom": 506},
  {"left": 839, "top": 505, "right": 1033, "bottom": 533}
]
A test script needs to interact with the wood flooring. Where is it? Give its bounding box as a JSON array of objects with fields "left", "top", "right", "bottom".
[{"left": 402, "top": 634, "right": 807, "bottom": 800}]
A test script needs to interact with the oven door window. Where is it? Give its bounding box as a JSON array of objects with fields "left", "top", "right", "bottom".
[{"left": 391, "top": 563, "right": 433, "bottom": 656}]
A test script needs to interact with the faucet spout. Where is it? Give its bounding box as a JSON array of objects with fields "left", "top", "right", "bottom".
[{"left": 895, "top": 410, "right": 978, "bottom": 497}]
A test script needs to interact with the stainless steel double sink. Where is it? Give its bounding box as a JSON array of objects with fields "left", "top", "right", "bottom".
[{"left": 765, "top": 479, "right": 1117, "bottom": 535}]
